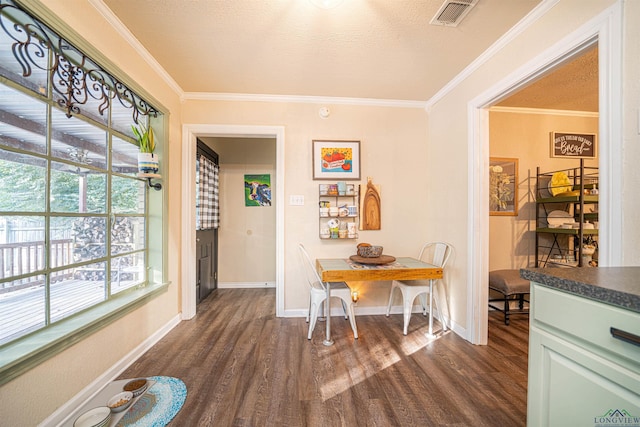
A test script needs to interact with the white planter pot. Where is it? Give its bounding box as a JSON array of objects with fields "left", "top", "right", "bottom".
[{"left": 138, "top": 152, "right": 159, "bottom": 174}]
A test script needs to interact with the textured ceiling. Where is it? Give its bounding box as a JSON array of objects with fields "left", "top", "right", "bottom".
[
  {"left": 99, "top": 0, "right": 596, "bottom": 111},
  {"left": 101, "top": 0, "right": 543, "bottom": 101},
  {"left": 497, "top": 46, "right": 598, "bottom": 112}
]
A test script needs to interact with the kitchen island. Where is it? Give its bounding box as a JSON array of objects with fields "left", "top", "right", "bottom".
[{"left": 520, "top": 267, "right": 640, "bottom": 427}]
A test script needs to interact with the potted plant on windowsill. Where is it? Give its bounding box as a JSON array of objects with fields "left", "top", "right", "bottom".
[{"left": 132, "top": 122, "right": 159, "bottom": 176}]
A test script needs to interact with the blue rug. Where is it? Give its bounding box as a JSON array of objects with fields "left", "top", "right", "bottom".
[{"left": 116, "top": 376, "right": 187, "bottom": 427}]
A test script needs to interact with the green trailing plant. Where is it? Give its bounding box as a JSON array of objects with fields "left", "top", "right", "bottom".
[{"left": 131, "top": 122, "right": 155, "bottom": 153}]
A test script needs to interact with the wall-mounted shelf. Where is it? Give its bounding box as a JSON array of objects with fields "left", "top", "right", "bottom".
[{"left": 319, "top": 183, "right": 359, "bottom": 239}]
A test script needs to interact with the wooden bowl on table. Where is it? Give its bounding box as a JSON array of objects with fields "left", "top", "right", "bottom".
[{"left": 356, "top": 243, "right": 383, "bottom": 258}]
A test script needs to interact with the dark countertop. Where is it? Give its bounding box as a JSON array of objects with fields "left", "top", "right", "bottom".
[{"left": 520, "top": 267, "right": 640, "bottom": 314}]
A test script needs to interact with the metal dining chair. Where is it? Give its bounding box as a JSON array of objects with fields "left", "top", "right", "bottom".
[
  {"left": 298, "top": 244, "right": 358, "bottom": 340},
  {"left": 386, "top": 242, "right": 453, "bottom": 335}
]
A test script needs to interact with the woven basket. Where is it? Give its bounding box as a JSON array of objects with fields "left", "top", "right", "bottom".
[{"left": 357, "top": 245, "right": 383, "bottom": 258}]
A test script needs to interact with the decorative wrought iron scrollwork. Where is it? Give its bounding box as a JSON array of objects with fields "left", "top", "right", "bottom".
[
  {"left": 0, "top": 2, "right": 51, "bottom": 79},
  {"left": 0, "top": 0, "right": 158, "bottom": 123}
]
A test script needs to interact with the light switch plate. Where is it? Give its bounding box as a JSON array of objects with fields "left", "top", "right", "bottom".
[{"left": 289, "top": 195, "right": 304, "bottom": 206}]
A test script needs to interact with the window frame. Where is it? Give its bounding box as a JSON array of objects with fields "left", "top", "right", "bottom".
[{"left": 0, "top": 0, "right": 168, "bottom": 385}]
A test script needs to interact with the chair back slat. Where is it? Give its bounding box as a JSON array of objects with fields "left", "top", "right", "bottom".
[
  {"left": 419, "top": 242, "right": 453, "bottom": 268},
  {"left": 298, "top": 244, "right": 326, "bottom": 291}
]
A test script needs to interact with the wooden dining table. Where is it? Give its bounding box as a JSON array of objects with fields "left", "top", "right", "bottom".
[{"left": 315, "top": 257, "right": 443, "bottom": 346}]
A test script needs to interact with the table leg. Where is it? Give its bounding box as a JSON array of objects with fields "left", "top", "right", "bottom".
[
  {"left": 428, "top": 279, "right": 434, "bottom": 336},
  {"left": 323, "top": 282, "right": 334, "bottom": 346}
]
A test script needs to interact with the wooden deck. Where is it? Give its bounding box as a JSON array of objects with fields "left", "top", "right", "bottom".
[{"left": 0, "top": 277, "right": 139, "bottom": 345}]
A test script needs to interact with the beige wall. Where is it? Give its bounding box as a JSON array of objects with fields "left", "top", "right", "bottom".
[
  {"left": 0, "top": 1, "right": 185, "bottom": 426},
  {"left": 489, "top": 110, "right": 599, "bottom": 270},
  {"left": 205, "top": 137, "right": 277, "bottom": 284},
  {"left": 622, "top": 0, "right": 640, "bottom": 265},
  {"left": 3, "top": 0, "right": 639, "bottom": 425},
  {"left": 183, "top": 101, "right": 431, "bottom": 311},
  {"left": 426, "top": 0, "right": 620, "bottom": 329}
]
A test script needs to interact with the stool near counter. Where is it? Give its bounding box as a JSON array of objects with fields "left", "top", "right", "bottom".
[{"left": 488, "top": 269, "right": 530, "bottom": 325}]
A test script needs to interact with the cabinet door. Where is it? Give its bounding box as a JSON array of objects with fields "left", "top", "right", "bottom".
[{"left": 528, "top": 328, "right": 640, "bottom": 427}]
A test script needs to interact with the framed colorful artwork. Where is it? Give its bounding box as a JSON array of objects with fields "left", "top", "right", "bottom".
[
  {"left": 312, "top": 140, "right": 361, "bottom": 180},
  {"left": 489, "top": 157, "right": 518, "bottom": 216},
  {"left": 244, "top": 174, "right": 271, "bottom": 207}
]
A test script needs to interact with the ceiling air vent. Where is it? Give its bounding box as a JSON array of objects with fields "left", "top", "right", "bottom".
[{"left": 430, "top": 0, "right": 479, "bottom": 27}]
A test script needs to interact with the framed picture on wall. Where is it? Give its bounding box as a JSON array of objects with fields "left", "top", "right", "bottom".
[
  {"left": 312, "top": 140, "right": 361, "bottom": 180},
  {"left": 489, "top": 157, "right": 518, "bottom": 216},
  {"left": 244, "top": 174, "right": 271, "bottom": 207}
]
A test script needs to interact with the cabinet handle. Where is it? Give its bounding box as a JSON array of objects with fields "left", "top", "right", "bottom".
[{"left": 610, "top": 327, "right": 640, "bottom": 347}]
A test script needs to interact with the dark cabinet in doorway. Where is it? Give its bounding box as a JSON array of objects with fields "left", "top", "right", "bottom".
[{"left": 196, "top": 230, "right": 217, "bottom": 303}]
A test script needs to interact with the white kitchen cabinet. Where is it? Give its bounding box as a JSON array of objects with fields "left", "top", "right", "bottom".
[{"left": 527, "top": 283, "right": 640, "bottom": 427}]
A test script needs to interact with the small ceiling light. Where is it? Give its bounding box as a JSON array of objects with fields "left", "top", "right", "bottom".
[{"left": 310, "top": 0, "right": 345, "bottom": 10}]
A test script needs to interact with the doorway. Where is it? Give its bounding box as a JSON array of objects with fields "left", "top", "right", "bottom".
[
  {"left": 485, "top": 46, "right": 599, "bottom": 341},
  {"left": 489, "top": 45, "right": 599, "bottom": 269},
  {"left": 181, "top": 125, "right": 285, "bottom": 320},
  {"left": 201, "top": 136, "right": 276, "bottom": 290},
  {"left": 468, "top": 4, "right": 624, "bottom": 344}
]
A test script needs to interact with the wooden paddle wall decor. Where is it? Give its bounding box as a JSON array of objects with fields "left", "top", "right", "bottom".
[{"left": 360, "top": 177, "right": 381, "bottom": 230}]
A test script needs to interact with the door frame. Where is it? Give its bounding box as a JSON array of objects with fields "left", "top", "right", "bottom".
[
  {"left": 467, "top": 2, "right": 623, "bottom": 344},
  {"left": 181, "top": 124, "right": 285, "bottom": 319}
]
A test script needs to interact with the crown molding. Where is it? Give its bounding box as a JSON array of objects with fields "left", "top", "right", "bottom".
[
  {"left": 91, "top": 0, "right": 564, "bottom": 111},
  {"left": 424, "top": 0, "right": 561, "bottom": 111},
  {"left": 489, "top": 106, "right": 599, "bottom": 118},
  {"left": 89, "top": 0, "right": 185, "bottom": 98},
  {"left": 89, "top": 0, "right": 425, "bottom": 109},
  {"left": 183, "top": 92, "right": 427, "bottom": 109}
]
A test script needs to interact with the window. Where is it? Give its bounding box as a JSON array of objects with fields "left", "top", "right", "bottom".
[{"left": 0, "top": 0, "right": 166, "bottom": 380}]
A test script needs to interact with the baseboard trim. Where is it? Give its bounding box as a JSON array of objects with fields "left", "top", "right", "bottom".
[
  {"left": 285, "top": 305, "right": 445, "bottom": 317},
  {"left": 282, "top": 305, "right": 467, "bottom": 338},
  {"left": 218, "top": 282, "right": 276, "bottom": 289},
  {"left": 41, "top": 314, "right": 181, "bottom": 427}
]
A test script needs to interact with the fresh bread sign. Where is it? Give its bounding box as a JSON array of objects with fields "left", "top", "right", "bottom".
[{"left": 550, "top": 132, "right": 597, "bottom": 158}]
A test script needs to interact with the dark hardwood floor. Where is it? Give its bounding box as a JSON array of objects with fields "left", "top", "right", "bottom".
[{"left": 119, "top": 289, "right": 528, "bottom": 426}]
